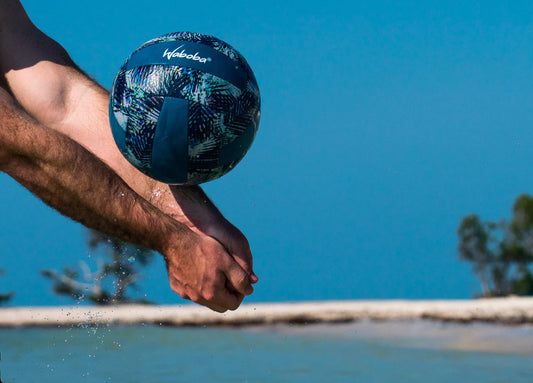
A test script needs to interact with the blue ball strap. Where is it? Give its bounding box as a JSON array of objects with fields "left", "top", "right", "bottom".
[
  {"left": 126, "top": 41, "right": 248, "bottom": 91},
  {"left": 151, "top": 97, "right": 190, "bottom": 184}
]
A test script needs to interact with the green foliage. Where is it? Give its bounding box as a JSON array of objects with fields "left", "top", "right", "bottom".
[
  {"left": 41, "top": 229, "right": 155, "bottom": 305},
  {"left": 0, "top": 292, "right": 14, "bottom": 306},
  {"left": 0, "top": 268, "right": 14, "bottom": 306},
  {"left": 457, "top": 194, "right": 533, "bottom": 297},
  {"left": 511, "top": 267, "right": 533, "bottom": 295}
]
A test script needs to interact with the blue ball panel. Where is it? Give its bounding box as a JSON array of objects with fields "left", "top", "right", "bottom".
[{"left": 124, "top": 96, "right": 165, "bottom": 177}]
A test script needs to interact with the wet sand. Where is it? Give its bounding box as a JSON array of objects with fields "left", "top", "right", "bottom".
[{"left": 1, "top": 297, "right": 533, "bottom": 328}]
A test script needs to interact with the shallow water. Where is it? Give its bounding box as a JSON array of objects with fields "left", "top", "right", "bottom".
[{"left": 0, "top": 322, "right": 532, "bottom": 382}]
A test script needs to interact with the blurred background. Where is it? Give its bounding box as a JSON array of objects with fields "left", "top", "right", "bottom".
[{"left": 2, "top": 0, "right": 533, "bottom": 306}]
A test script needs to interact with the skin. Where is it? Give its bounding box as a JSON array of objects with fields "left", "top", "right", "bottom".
[{"left": 0, "top": 0, "right": 257, "bottom": 312}]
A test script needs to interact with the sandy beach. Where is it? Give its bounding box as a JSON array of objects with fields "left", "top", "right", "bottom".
[{"left": 1, "top": 297, "right": 533, "bottom": 328}]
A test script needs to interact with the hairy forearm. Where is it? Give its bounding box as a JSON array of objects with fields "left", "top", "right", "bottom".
[
  {"left": 0, "top": 2, "right": 226, "bottom": 232},
  {"left": 0, "top": 88, "right": 192, "bottom": 253}
]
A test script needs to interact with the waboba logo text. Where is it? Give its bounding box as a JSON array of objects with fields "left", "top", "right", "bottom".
[{"left": 162, "top": 46, "right": 211, "bottom": 63}]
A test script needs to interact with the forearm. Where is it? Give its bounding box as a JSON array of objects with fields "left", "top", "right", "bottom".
[
  {"left": 0, "top": 1, "right": 226, "bottom": 232},
  {"left": 0, "top": 88, "right": 192, "bottom": 253}
]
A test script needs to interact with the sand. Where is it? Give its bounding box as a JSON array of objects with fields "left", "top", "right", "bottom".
[{"left": 1, "top": 297, "right": 533, "bottom": 328}]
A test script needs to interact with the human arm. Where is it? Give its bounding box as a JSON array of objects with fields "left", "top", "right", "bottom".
[
  {"left": 0, "top": 0, "right": 257, "bottom": 283},
  {"left": 0, "top": 86, "right": 252, "bottom": 312}
]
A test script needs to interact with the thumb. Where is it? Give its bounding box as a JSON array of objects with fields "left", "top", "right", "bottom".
[
  {"left": 232, "top": 255, "right": 258, "bottom": 284},
  {"left": 224, "top": 259, "right": 253, "bottom": 296},
  {"left": 210, "top": 235, "right": 258, "bottom": 283}
]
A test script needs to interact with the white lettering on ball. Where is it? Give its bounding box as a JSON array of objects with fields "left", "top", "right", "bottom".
[{"left": 162, "top": 46, "right": 210, "bottom": 64}]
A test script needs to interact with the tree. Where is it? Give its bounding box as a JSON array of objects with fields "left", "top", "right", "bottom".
[
  {"left": 0, "top": 268, "right": 14, "bottom": 306},
  {"left": 457, "top": 194, "right": 533, "bottom": 297},
  {"left": 41, "top": 229, "right": 155, "bottom": 305},
  {"left": 457, "top": 214, "right": 497, "bottom": 295}
]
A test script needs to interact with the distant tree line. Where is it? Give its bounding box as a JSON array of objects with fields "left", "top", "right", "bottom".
[{"left": 457, "top": 193, "right": 533, "bottom": 297}]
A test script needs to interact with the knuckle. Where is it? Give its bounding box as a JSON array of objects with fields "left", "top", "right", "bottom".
[
  {"left": 169, "top": 281, "right": 183, "bottom": 296},
  {"left": 186, "top": 289, "right": 200, "bottom": 303},
  {"left": 203, "top": 290, "right": 215, "bottom": 302}
]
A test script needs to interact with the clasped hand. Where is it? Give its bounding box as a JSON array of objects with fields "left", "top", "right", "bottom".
[{"left": 165, "top": 231, "right": 255, "bottom": 312}]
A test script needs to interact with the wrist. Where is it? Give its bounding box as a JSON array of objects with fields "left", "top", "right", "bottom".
[{"left": 160, "top": 222, "right": 201, "bottom": 258}]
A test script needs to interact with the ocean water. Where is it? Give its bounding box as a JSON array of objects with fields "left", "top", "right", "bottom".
[{"left": 0, "top": 321, "right": 532, "bottom": 383}]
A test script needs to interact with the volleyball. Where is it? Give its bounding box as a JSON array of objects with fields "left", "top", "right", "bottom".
[{"left": 109, "top": 32, "right": 261, "bottom": 185}]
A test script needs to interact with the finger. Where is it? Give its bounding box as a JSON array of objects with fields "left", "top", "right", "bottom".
[
  {"left": 235, "top": 258, "right": 258, "bottom": 284},
  {"left": 168, "top": 275, "right": 190, "bottom": 300},
  {"left": 233, "top": 240, "right": 258, "bottom": 283},
  {"left": 210, "top": 233, "right": 258, "bottom": 283},
  {"left": 185, "top": 286, "right": 228, "bottom": 313},
  {"left": 171, "top": 276, "right": 228, "bottom": 313},
  {"left": 225, "top": 278, "right": 246, "bottom": 302},
  {"left": 223, "top": 259, "right": 253, "bottom": 296},
  {"left": 195, "top": 297, "right": 228, "bottom": 313},
  {"left": 250, "top": 272, "right": 259, "bottom": 284},
  {"left": 235, "top": 238, "right": 253, "bottom": 271},
  {"left": 203, "top": 271, "right": 244, "bottom": 311}
]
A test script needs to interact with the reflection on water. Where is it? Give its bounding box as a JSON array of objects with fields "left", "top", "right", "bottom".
[{"left": 1, "top": 321, "right": 532, "bottom": 382}]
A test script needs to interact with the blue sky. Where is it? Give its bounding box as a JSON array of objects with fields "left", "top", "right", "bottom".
[{"left": 2, "top": 0, "right": 533, "bottom": 305}]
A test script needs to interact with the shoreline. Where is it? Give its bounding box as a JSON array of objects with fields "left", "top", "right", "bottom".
[{"left": 1, "top": 297, "right": 533, "bottom": 328}]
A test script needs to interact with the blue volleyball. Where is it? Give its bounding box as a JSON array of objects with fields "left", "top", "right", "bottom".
[{"left": 109, "top": 32, "right": 261, "bottom": 185}]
